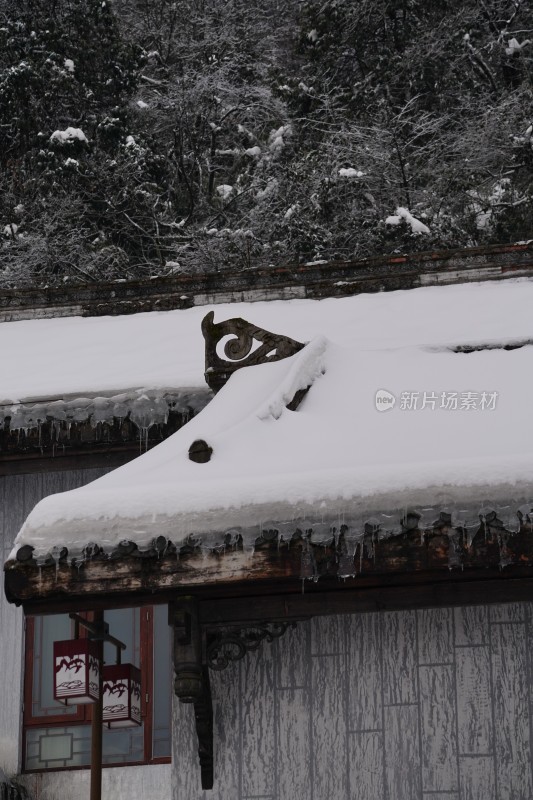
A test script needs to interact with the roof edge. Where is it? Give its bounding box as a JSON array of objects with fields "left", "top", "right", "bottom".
[{"left": 1, "top": 242, "right": 532, "bottom": 322}]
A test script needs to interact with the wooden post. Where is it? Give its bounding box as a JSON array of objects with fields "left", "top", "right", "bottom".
[
  {"left": 90, "top": 610, "right": 104, "bottom": 800},
  {"left": 169, "top": 598, "right": 214, "bottom": 790}
]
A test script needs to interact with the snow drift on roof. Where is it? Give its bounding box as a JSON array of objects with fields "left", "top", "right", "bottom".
[{"left": 10, "top": 283, "right": 533, "bottom": 558}]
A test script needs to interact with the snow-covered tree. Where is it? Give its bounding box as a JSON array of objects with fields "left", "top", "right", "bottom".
[{"left": 0, "top": 0, "right": 532, "bottom": 286}]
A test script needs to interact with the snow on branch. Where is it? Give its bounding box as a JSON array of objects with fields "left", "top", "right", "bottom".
[
  {"left": 385, "top": 207, "right": 430, "bottom": 235},
  {"left": 50, "top": 127, "right": 88, "bottom": 144}
]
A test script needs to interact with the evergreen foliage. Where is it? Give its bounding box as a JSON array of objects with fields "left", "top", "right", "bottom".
[{"left": 0, "top": 0, "right": 532, "bottom": 286}]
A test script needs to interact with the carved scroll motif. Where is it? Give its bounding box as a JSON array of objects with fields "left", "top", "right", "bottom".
[
  {"left": 169, "top": 598, "right": 297, "bottom": 789},
  {"left": 206, "top": 622, "right": 296, "bottom": 671},
  {"left": 202, "top": 311, "right": 305, "bottom": 393}
]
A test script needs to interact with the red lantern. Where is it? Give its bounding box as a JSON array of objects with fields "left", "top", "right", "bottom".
[
  {"left": 54, "top": 639, "right": 100, "bottom": 705},
  {"left": 102, "top": 663, "right": 142, "bottom": 728}
]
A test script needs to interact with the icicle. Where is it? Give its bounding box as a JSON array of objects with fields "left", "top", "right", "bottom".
[
  {"left": 300, "top": 537, "right": 315, "bottom": 580},
  {"left": 337, "top": 545, "right": 355, "bottom": 579},
  {"left": 50, "top": 545, "right": 63, "bottom": 580}
]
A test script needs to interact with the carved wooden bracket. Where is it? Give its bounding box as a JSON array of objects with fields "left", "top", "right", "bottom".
[
  {"left": 202, "top": 311, "right": 305, "bottom": 393},
  {"left": 169, "top": 598, "right": 214, "bottom": 790},
  {"left": 169, "top": 598, "right": 296, "bottom": 790},
  {"left": 206, "top": 621, "right": 296, "bottom": 671}
]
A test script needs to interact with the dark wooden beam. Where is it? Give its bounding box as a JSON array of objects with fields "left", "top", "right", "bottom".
[
  {"left": 11, "top": 568, "right": 533, "bottom": 627},
  {"left": 0, "top": 448, "right": 138, "bottom": 476},
  {"left": 199, "top": 572, "right": 533, "bottom": 626},
  {"left": 6, "top": 518, "right": 533, "bottom": 616}
]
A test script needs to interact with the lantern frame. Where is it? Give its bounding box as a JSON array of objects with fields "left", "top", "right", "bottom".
[
  {"left": 53, "top": 638, "right": 100, "bottom": 706},
  {"left": 102, "top": 663, "right": 142, "bottom": 728}
]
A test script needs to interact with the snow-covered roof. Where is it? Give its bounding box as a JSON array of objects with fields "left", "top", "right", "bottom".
[
  {"left": 9, "top": 278, "right": 533, "bottom": 561},
  {"left": 3, "top": 277, "right": 533, "bottom": 405}
]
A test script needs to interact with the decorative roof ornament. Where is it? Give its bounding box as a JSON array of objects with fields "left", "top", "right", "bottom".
[{"left": 202, "top": 311, "right": 305, "bottom": 393}]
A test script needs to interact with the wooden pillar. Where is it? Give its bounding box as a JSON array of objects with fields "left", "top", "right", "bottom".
[
  {"left": 90, "top": 610, "right": 104, "bottom": 800},
  {"left": 169, "top": 597, "right": 214, "bottom": 790}
]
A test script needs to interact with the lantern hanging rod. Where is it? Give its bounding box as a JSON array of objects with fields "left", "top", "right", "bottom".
[{"left": 69, "top": 612, "right": 126, "bottom": 663}]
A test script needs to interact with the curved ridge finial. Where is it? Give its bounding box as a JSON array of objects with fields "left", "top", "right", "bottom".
[{"left": 202, "top": 312, "right": 304, "bottom": 393}]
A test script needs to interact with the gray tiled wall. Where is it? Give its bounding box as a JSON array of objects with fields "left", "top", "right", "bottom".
[{"left": 173, "top": 601, "right": 533, "bottom": 800}]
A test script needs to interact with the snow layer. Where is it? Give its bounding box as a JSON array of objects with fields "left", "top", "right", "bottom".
[
  {"left": 10, "top": 278, "right": 533, "bottom": 558},
  {"left": 2, "top": 278, "right": 533, "bottom": 407}
]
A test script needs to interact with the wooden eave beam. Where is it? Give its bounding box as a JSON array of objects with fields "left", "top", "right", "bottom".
[{"left": 5, "top": 519, "right": 533, "bottom": 614}]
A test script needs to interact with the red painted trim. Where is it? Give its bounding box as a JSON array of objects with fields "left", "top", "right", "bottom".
[
  {"left": 23, "top": 607, "right": 170, "bottom": 771},
  {"left": 141, "top": 606, "right": 154, "bottom": 761}
]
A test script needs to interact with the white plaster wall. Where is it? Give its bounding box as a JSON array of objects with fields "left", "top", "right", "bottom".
[
  {"left": 0, "top": 597, "right": 23, "bottom": 775},
  {"left": 21, "top": 763, "right": 171, "bottom": 800},
  {"left": 1, "top": 475, "right": 32, "bottom": 776},
  {"left": 0, "top": 469, "right": 112, "bottom": 780}
]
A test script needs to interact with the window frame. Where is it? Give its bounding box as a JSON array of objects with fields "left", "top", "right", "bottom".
[{"left": 22, "top": 606, "right": 171, "bottom": 772}]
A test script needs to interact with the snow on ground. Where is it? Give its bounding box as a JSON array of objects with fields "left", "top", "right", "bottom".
[{"left": 8, "top": 277, "right": 533, "bottom": 558}]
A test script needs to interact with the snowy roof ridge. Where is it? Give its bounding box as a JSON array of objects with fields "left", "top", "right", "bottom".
[
  {"left": 3, "top": 278, "right": 533, "bottom": 405},
  {"left": 6, "top": 277, "right": 533, "bottom": 564}
]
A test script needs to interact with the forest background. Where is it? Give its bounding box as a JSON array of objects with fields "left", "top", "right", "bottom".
[{"left": 0, "top": 0, "right": 532, "bottom": 287}]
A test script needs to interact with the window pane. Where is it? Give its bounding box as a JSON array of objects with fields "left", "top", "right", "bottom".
[
  {"left": 102, "top": 726, "right": 145, "bottom": 764},
  {"left": 104, "top": 608, "right": 140, "bottom": 667},
  {"left": 102, "top": 609, "right": 145, "bottom": 764},
  {"left": 25, "top": 725, "right": 145, "bottom": 769},
  {"left": 25, "top": 726, "right": 90, "bottom": 770},
  {"left": 25, "top": 606, "right": 169, "bottom": 770},
  {"left": 152, "top": 604, "right": 172, "bottom": 758},
  {"left": 32, "top": 615, "right": 77, "bottom": 717}
]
